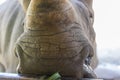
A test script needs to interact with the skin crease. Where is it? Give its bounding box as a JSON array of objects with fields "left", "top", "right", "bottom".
[{"left": 0, "top": 0, "right": 97, "bottom": 79}]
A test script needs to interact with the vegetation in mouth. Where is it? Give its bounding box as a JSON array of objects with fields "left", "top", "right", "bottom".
[{"left": 39, "top": 72, "right": 61, "bottom": 80}]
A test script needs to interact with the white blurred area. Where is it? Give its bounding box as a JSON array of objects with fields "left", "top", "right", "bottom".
[
  {"left": 94, "top": 0, "right": 120, "bottom": 50},
  {"left": 0, "top": 0, "right": 120, "bottom": 79},
  {"left": 0, "top": 0, "right": 6, "bottom": 4},
  {"left": 93, "top": 0, "right": 120, "bottom": 79}
]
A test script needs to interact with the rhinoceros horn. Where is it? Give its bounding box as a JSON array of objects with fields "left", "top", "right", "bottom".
[
  {"left": 19, "top": 0, "right": 93, "bottom": 12},
  {"left": 25, "top": 0, "right": 77, "bottom": 31}
]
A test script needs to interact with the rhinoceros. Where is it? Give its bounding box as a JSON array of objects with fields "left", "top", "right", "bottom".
[{"left": 0, "top": 0, "right": 98, "bottom": 78}]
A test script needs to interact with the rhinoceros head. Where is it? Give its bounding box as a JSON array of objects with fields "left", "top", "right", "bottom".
[{"left": 15, "top": 0, "right": 97, "bottom": 78}]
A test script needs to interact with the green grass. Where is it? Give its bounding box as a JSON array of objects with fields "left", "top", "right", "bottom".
[{"left": 39, "top": 72, "right": 61, "bottom": 80}]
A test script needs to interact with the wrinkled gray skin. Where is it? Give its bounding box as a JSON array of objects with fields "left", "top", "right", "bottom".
[{"left": 0, "top": 0, "right": 98, "bottom": 78}]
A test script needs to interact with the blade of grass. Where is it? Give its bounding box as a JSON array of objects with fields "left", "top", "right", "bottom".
[{"left": 46, "top": 72, "right": 61, "bottom": 80}]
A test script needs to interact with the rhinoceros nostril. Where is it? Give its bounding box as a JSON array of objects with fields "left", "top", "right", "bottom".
[
  {"left": 17, "top": 66, "right": 23, "bottom": 74},
  {"left": 85, "top": 57, "right": 91, "bottom": 65}
]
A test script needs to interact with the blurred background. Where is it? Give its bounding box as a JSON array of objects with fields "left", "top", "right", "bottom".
[
  {"left": 93, "top": 0, "right": 120, "bottom": 79},
  {"left": 0, "top": 0, "right": 120, "bottom": 79},
  {"left": 0, "top": 0, "right": 5, "bottom": 4}
]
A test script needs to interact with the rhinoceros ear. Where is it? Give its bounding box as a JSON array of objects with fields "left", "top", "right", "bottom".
[{"left": 84, "top": 0, "right": 93, "bottom": 8}]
